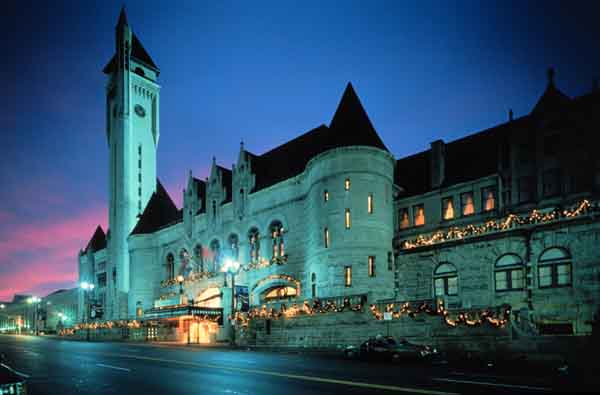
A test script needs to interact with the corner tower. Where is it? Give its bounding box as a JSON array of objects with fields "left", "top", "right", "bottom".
[{"left": 103, "top": 7, "right": 160, "bottom": 317}]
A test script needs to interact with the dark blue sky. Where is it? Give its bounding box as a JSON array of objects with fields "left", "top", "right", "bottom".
[{"left": 1, "top": 0, "right": 599, "bottom": 299}]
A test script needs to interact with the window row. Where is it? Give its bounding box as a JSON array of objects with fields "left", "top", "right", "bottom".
[
  {"left": 399, "top": 186, "right": 497, "bottom": 229},
  {"left": 432, "top": 247, "right": 572, "bottom": 298},
  {"left": 323, "top": 188, "right": 375, "bottom": 215}
]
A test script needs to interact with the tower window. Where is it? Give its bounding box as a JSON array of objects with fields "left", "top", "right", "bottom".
[
  {"left": 138, "top": 187, "right": 141, "bottom": 197},
  {"left": 324, "top": 190, "right": 329, "bottom": 202},
  {"left": 345, "top": 209, "right": 351, "bottom": 229},
  {"left": 344, "top": 266, "right": 352, "bottom": 287},
  {"left": 368, "top": 193, "right": 374, "bottom": 214},
  {"left": 387, "top": 252, "right": 393, "bottom": 271},
  {"left": 324, "top": 227, "right": 329, "bottom": 248},
  {"left": 138, "top": 145, "right": 142, "bottom": 155},
  {"left": 345, "top": 178, "right": 350, "bottom": 191},
  {"left": 138, "top": 159, "right": 142, "bottom": 169},
  {"left": 368, "top": 256, "right": 375, "bottom": 277},
  {"left": 138, "top": 173, "right": 142, "bottom": 183}
]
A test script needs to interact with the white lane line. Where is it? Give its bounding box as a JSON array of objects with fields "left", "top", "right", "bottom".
[
  {"left": 433, "top": 377, "right": 552, "bottom": 392},
  {"left": 94, "top": 352, "right": 458, "bottom": 395},
  {"left": 96, "top": 363, "right": 131, "bottom": 372},
  {"left": 1, "top": 363, "right": 30, "bottom": 378}
]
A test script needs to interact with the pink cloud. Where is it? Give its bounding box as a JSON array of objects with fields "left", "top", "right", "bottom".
[{"left": 0, "top": 204, "right": 107, "bottom": 301}]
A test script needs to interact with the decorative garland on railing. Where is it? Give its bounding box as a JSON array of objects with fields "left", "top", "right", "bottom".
[
  {"left": 401, "top": 199, "right": 596, "bottom": 250},
  {"left": 232, "top": 296, "right": 366, "bottom": 327},
  {"left": 74, "top": 320, "right": 142, "bottom": 330},
  {"left": 241, "top": 255, "right": 288, "bottom": 271},
  {"left": 369, "top": 299, "right": 511, "bottom": 328}
]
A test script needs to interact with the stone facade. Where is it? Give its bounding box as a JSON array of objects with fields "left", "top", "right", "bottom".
[{"left": 76, "top": 10, "right": 600, "bottom": 354}]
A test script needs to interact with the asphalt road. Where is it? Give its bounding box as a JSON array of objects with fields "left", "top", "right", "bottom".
[{"left": 0, "top": 335, "right": 564, "bottom": 394}]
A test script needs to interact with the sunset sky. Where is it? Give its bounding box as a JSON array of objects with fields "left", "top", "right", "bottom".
[{"left": 2, "top": 0, "right": 600, "bottom": 301}]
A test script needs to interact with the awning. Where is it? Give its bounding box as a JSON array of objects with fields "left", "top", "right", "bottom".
[{"left": 144, "top": 305, "right": 223, "bottom": 324}]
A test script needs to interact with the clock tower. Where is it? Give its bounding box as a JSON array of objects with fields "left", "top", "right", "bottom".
[{"left": 103, "top": 7, "right": 160, "bottom": 318}]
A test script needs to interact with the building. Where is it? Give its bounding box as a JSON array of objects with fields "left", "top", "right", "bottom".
[
  {"left": 42, "top": 289, "right": 78, "bottom": 334},
  {"left": 0, "top": 295, "right": 36, "bottom": 334},
  {"left": 77, "top": 9, "right": 600, "bottom": 348}
]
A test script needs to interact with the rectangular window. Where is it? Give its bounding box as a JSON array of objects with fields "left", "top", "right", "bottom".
[
  {"left": 495, "top": 271, "right": 508, "bottom": 291},
  {"left": 345, "top": 178, "right": 350, "bottom": 191},
  {"left": 324, "top": 227, "right": 329, "bottom": 248},
  {"left": 344, "top": 266, "right": 352, "bottom": 287},
  {"left": 519, "top": 176, "right": 535, "bottom": 203},
  {"left": 138, "top": 187, "right": 142, "bottom": 196},
  {"left": 543, "top": 169, "right": 561, "bottom": 197},
  {"left": 460, "top": 192, "right": 475, "bottom": 216},
  {"left": 387, "top": 252, "right": 393, "bottom": 271},
  {"left": 345, "top": 209, "right": 351, "bottom": 229},
  {"left": 413, "top": 204, "right": 425, "bottom": 226},
  {"left": 538, "top": 266, "right": 553, "bottom": 287},
  {"left": 399, "top": 208, "right": 410, "bottom": 229},
  {"left": 368, "top": 193, "right": 374, "bottom": 214},
  {"left": 434, "top": 278, "right": 445, "bottom": 297},
  {"left": 138, "top": 145, "right": 142, "bottom": 155},
  {"left": 447, "top": 277, "right": 458, "bottom": 295},
  {"left": 138, "top": 173, "right": 142, "bottom": 183},
  {"left": 556, "top": 263, "right": 571, "bottom": 286},
  {"left": 368, "top": 256, "right": 375, "bottom": 277},
  {"left": 482, "top": 186, "right": 496, "bottom": 212},
  {"left": 138, "top": 159, "right": 142, "bottom": 169},
  {"left": 442, "top": 197, "right": 454, "bottom": 220},
  {"left": 97, "top": 273, "right": 107, "bottom": 288},
  {"left": 324, "top": 190, "right": 329, "bottom": 202},
  {"left": 511, "top": 269, "right": 524, "bottom": 289}
]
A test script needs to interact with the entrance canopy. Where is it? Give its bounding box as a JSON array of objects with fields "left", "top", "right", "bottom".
[{"left": 144, "top": 305, "right": 223, "bottom": 324}]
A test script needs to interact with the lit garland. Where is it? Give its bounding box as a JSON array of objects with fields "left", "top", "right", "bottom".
[
  {"left": 369, "top": 299, "right": 511, "bottom": 328},
  {"left": 402, "top": 199, "right": 596, "bottom": 250},
  {"left": 232, "top": 296, "right": 366, "bottom": 327},
  {"left": 160, "top": 271, "right": 218, "bottom": 288},
  {"left": 74, "top": 319, "right": 142, "bottom": 330},
  {"left": 241, "top": 255, "right": 288, "bottom": 271}
]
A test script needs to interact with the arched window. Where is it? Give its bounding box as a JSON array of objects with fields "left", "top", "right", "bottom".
[
  {"left": 270, "top": 221, "right": 284, "bottom": 260},
  {"left": 212, "top": 200, "right": 217, "bottom": 217},
  {"left": 263, "top": 286, "right": 297, "bottom": 302},
  {"left": 180, "top": 249, "right": 192, "bottom": 277},
  {"left": 228, "top": 234, "right": 239, "bottom": 261},
  {"left": 538, "top": 247, "right": 572, "bottom": 288},
  {"left": 194, "top": 244, "right": 204, "bottom": 273},
  {"left": 433, "top": 262, "right": 458, "bottom": 297},
  {"left": 166, "top": 253, "right": 175, "bottom": 280},
  {"left": 495, "top": 254, "right": 524, "bottom": 291},
  {"left": 248, "top": 228, "right": 260, "bottom": 264},
  {"left": 311, "top": 273, "right": 317, "bottom": 299},
  {"left": 209, "top": 240, "right": 220, "bottom": 272}
]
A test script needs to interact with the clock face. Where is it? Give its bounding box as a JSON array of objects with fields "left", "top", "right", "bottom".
[{"left": 134, "top": 104, "right": 146, "bottom": 117}]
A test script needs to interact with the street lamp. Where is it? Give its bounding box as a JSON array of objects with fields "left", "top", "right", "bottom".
[
  {"left": 221, "top": 258, "right": 241, "bottom": 346},
  {"left": 27, "top": 296, "right": 41, "bottom": 335},
  {"left": 80, "top": 282, "right": 95, "bottom": 341}
]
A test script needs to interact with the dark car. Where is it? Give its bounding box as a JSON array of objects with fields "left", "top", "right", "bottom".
[
  {"left": 0, "top": 355, "right": 28, "bottom": 395},
  {"left": 344, "top": 336, "right": 439, "bottom": 363}
]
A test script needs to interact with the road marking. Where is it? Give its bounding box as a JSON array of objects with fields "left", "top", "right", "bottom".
[
  {"left": 1, "top": 363, "right": 30, "bottom": 378},
  {"left": 433, "top": 377, "right": 551, "bottom": 392},
  {"left": 96, "top": 363, "right": 131, "bottom": 372},
  {"left": 96, "top": 352, "right": 457, "bottom": 395}
]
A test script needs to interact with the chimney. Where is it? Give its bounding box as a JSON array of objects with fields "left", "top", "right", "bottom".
[{"left": 430, "top": 139, "right": 445, "bottom": 189}]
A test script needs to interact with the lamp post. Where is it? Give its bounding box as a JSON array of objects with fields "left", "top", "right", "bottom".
[
  {"left": 221, "top": 258, "right": 241, "bottom": 347},
  {"left": 27, "top": 296, "right": 41, "bottom": 335},
  {"left": 80, "top": 281, "right": 95, "bottom": 341}
]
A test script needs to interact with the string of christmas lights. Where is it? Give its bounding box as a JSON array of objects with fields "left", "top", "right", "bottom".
[
  {"left": 402, "top": 199, "right": 596, "bottom": 250},
  {"left": 369, "top": 299, "right": 511, "bottom": 328},
  {"left": 232, "top": 296, "right": 366, "bottom": 327}
]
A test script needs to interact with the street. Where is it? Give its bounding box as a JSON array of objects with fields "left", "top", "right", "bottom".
[{"left": 0, "top": 335, "right": 566, "bottom": 394}]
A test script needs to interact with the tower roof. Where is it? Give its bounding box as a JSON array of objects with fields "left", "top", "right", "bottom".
[
  {"left": 531, "top": 68, "right": 571, "bottom": 115},
  {"left": 131, "top": 180, "right": 181, "bottom": 235},
  {"left": 117, "top": 6, "right": 128, "bottom": 27},
  {"left": 84, "top": 225, "right": 107, "bottom": 253}
]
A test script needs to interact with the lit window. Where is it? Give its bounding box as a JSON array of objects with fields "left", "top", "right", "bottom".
[
  {"left": 538, "top": 247, "right": 572, "bottom": 288},
  {"left": 324, "top": 190, "right": 329, "bottom": 202},
  {"left": 368, "top": 256, "right": 375, "bottom": 277},
  {"left": 368, "top": 193, "right": 374, "bottom": 214},
  {"left": 264, "top": 286, "right": 297, "bottom": 301},
  {"left": 399, "top": 208, "right": 410, "bottom": 229},
  {"left": 433, "top": 263, "right": 458, "bottom": 297},
  {"left": 324, "top": 227, "right": 329, "bottom": 248},
  {"left": 494, "top": 254, "right": 524, "bottom": 291},
  {"left": 461, "top": 192, "right": 475, "bottom": 216},
  {"left": 442, "top": 197, "right": 454, "bottom": 220},
  {"left": 345, "top": 209, "right": 351, "bottom": 229},
  {"left": 482, "top": 187, "right": 496, "bottom": 212},
  {"left": 344, "top": 266, "right": 352, "bottom": 287},
  {"left": 413, "top": 204, "right": 425, "bottom": 227},
  {"left": 270, "top": 221, "right": 284, "bottom": 260},
  {"left": 345, "top": 178, "right": 350, "bottom": 191},
  {"left": 248, "top": 228, "right": 260, "bottom": 264}
]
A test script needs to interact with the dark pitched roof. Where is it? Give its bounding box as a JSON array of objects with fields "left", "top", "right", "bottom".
[
  {"left": 103, "top": 32, "right": 159, "bottom": 74},
  {"left": 249, "top": 83, "right": 388, "bottom": 192},
  {"left": 217, "top": 166, "right": 233, "bottom": 203},
  {"left": 84, "top": 225, "right": 107, "bottom": 253},
  {"left": 131, "top": 179, "right": 181, "bottom": 235}
]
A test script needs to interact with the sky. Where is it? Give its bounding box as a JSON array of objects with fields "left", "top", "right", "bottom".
[{"left": 1, "top": 0, "right": 599, "bottom": 301}]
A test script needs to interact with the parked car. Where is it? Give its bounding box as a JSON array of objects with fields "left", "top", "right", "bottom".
[
  {"left": 0, "top": 354, "right": 28, "bottom": 395},
  {"left": 344, "top": 336, "right": 439, "bottom": 363}
]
